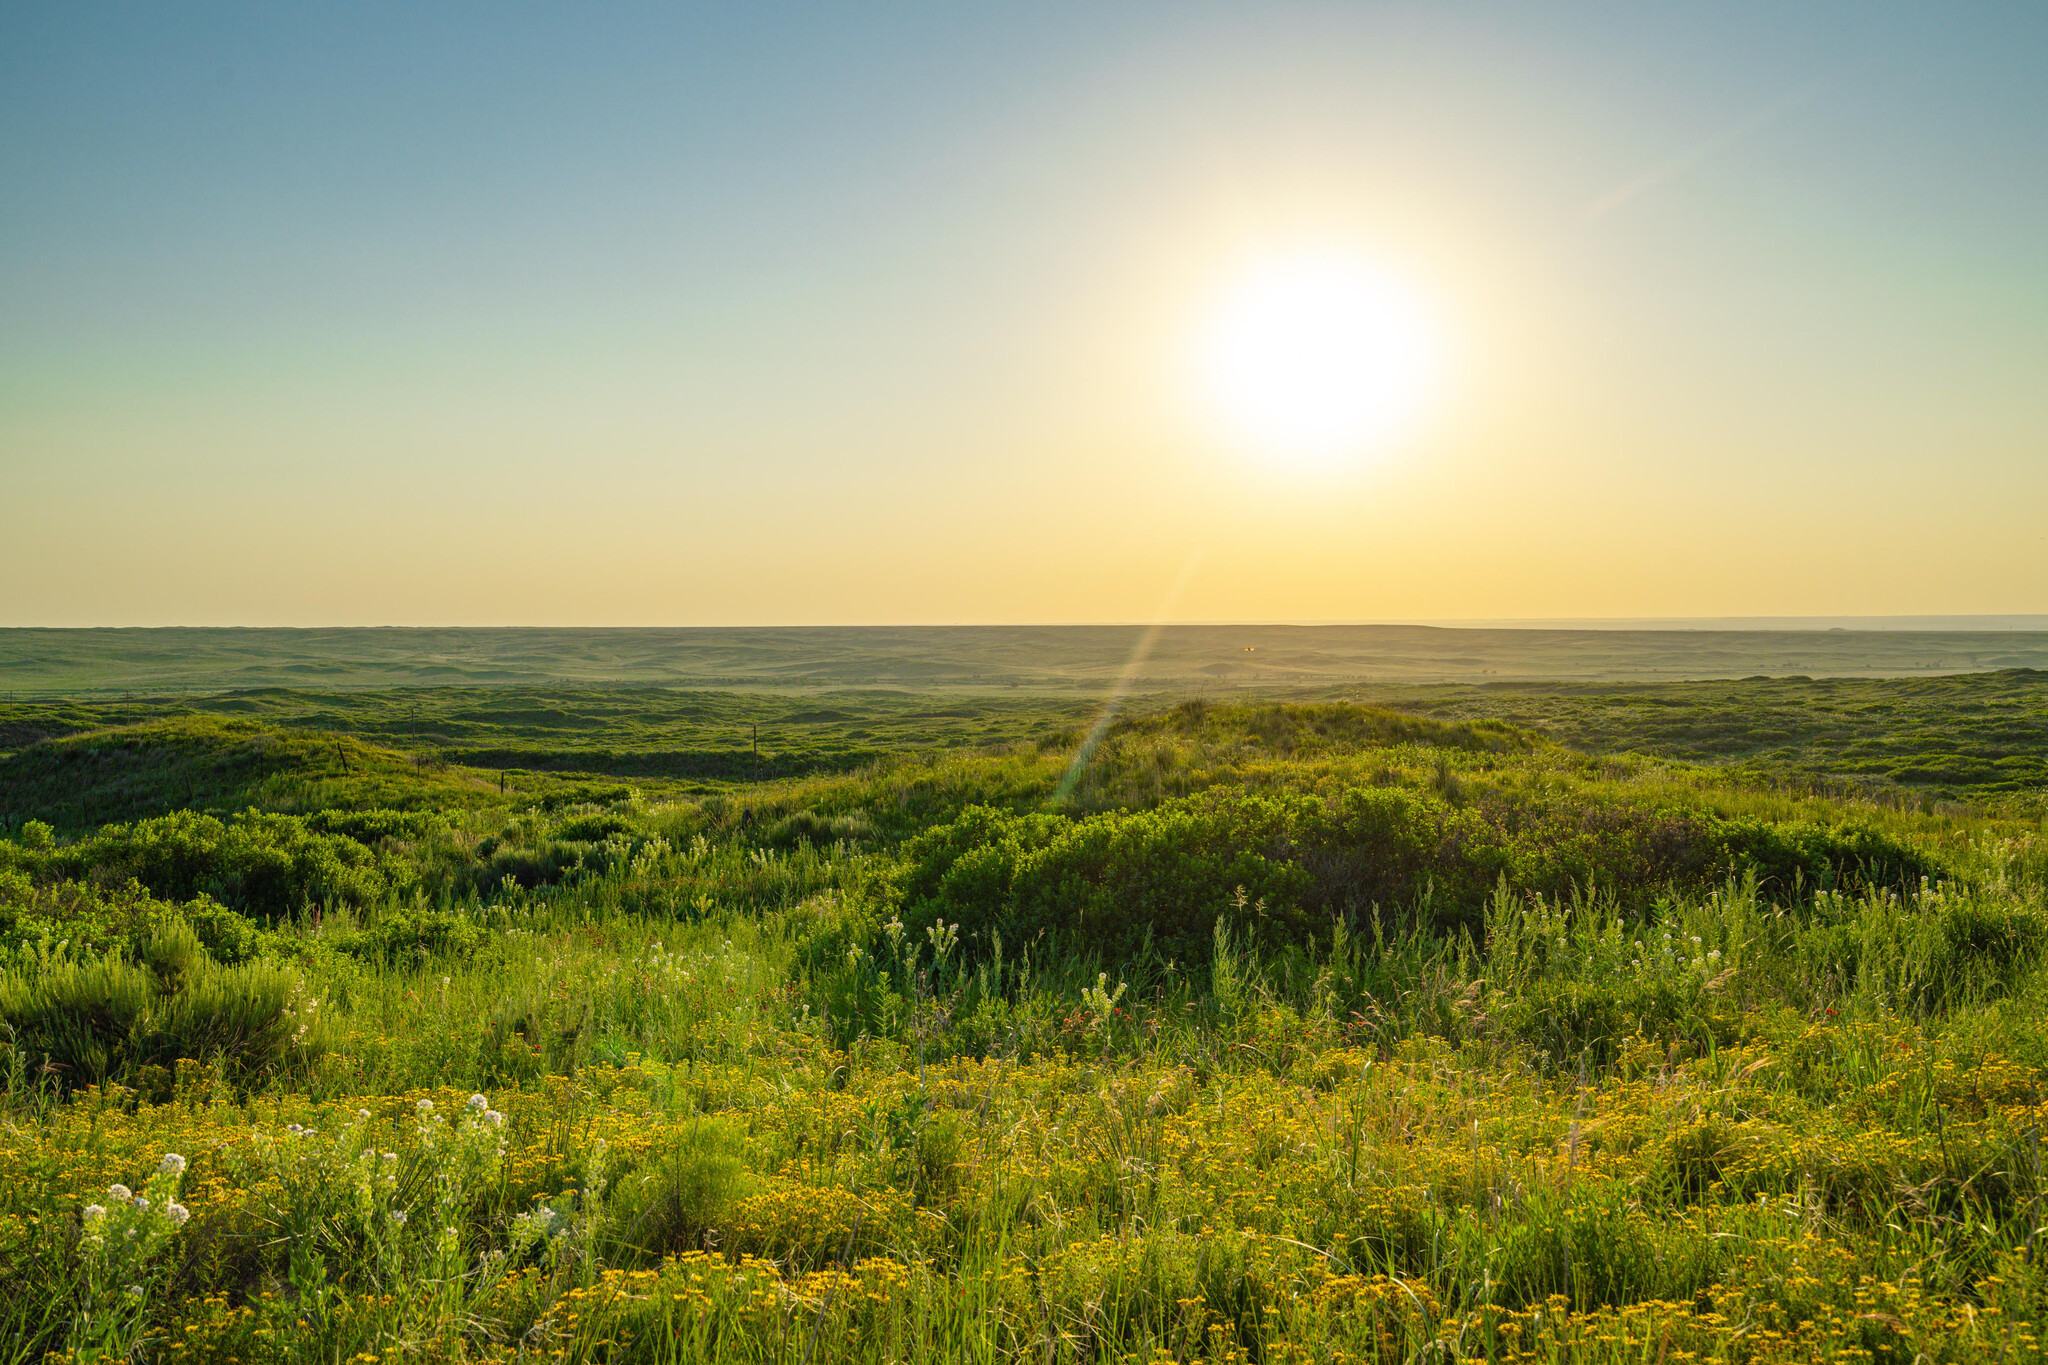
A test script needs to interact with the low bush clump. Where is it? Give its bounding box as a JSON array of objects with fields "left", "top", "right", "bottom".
[
  {"left": 899, "top": 788, "right": 1950, "bottom": 964},
  {"left": 0, "top": 923, "right": 324, "bottom": 1091},
  {"left": 0, "top": 872, "right": 269, "bottom": 968},
  {"left": 2, "top": 808, "right": 390, "bottom": 919}
]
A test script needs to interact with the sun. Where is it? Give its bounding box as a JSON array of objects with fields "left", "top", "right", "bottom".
[{"left": 1198, "top": 250, "right": 1441, "bottom": 466}]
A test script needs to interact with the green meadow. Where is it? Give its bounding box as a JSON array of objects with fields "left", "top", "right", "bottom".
[{"left": 3, "top": 658, "right": 2048, "bottom": 1361}]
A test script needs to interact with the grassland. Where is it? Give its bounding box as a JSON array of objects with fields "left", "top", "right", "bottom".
[
  {"left": 9, "top": 623, "right": 2048, "bottom": 697},
  {"left": 3, "top": 677, "right": 2048, "bottom": 1362},
  {"left": 1376, "top": 670, "right": 2048, "bottom": 806},
  {"left": 0, "top": 689, "right": 1098, "bottom": 829},
  {"left": 5, "top": 666, "right": 2042, "bottom": 830}
]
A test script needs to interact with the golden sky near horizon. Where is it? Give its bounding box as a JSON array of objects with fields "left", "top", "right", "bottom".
[{"left": 4, "top": 5, "right": 2045, "bottom": 625}]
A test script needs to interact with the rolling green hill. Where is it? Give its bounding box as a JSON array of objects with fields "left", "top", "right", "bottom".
[{"left": 1383, "top": 669, "right": 2048, "bottom": 803}]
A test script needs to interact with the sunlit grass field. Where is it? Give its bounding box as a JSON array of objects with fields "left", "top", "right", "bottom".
[
  {"left": 5, "top": 668, "right": 2043, "bottom": 827},
  {"left": 5, "top": 689, "right": 2048, "bottom": 1361}
]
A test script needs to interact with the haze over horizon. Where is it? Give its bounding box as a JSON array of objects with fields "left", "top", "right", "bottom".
[{"left": 6, "top": 3, "right": 2045, "bottom": 627}]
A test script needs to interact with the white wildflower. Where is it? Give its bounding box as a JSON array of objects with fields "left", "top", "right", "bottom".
[
  {"left": 415, "top": 1099, "right": 434, "bottom": 1114},
  {"left": 467, "top": 1093, "right": 489, "bottom": 1111},
  {"left": 389, "top": 1211, "right": 407, "bottom": 1225},
  {"left": 83, "top": 1204, "right": 107, "bottom": 1221},
  {"left": 160, "top": 1153, "right": 187, "bottom": 1176},
  {"left": 107, "top": 1184, "right": 132, "bottom": 1202},
  {"left": 165, "top": 1202, "right": 190, "bottom": 1226}
]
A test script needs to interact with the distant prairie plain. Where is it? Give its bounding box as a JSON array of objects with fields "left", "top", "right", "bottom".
[{"left": 4, "top": 623, "right": 2048, "bottom": 697}]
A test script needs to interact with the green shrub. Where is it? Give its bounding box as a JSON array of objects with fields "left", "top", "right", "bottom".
[
  {"left": 555, "top": 812, "right": 635, "bottom": 843},
  {"left": 763, "top": 808, "right": 872, "bottom": 850},
  {"left": 180, "top": 893, "right": 267, "bottom": 964},
  {"left": 17, "top": 809, "right": 389, "bottom": 919},
  {"left": 0, "top": 956, "right": 154, "bottom": 1087},
  {"left": 608, "top": 1119, "right": 756, "bottom": 1259},
  {"left": 898, "top": 785, "right": 1954, "bottom": 967},
  {"left": 321, "top": 905, "right": 486, "bottom": 965},
  {"left": 139, "top": 915, "right": 207, "bottom": 989},
  {"left": 0, "top": 952, "right": 319, "bottom": 1090},
  {"left": 1005, "top": 797, "right": 1316, "bottom": 963},
  {"left": 1713, "top": 817, "right": 1942, "bottom": 898},
  {"left": 0, "top": 876, "right": 268, "bottom": 969},
  {"left": 303, "top": 808, "right": 446, "bottom": 844},
  {"left": 901, "top": 801, "right": 1310, "bottom": 965},
  {"left": 150, "top": 958, "right": 321, "bottom": 1079},
  {"left": 475, "top": 839, "right": 596, "bottom": 891},
  {"left": 0, "top": 876, "right": 166, "bottom": 959}
]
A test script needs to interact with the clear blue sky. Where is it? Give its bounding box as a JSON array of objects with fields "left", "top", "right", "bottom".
[{"left": 5, "top": 3, "right": 2044, "bottom": 624}]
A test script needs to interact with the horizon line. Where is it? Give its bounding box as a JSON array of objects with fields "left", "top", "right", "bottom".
[{"left": 7, "top": 614, "right": 2048, "bottom": 634}]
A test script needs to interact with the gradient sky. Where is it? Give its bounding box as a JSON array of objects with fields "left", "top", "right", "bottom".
[{"left": 5, "top": 3, "right": 2045, "bottom": 626}]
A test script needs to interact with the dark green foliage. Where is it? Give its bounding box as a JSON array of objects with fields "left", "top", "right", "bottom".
[
  {"left": 903, "top": 799, "right": 1316, "bottom": 964},
  {"left": 0, "top": 875, "right": 168, "bottom": 959},
  {"left": 472, "top": 838, "right": 602, "bottom": 892},
  {"left": 315, "top": 905, "right": 487, "bottom": 966},
  {"left": 179, "top": 893, "right": 267, "bottom": 963},
  {"left": 0, "top": 874, "right": 268, "bottom": 966},
  {"left": 0, "top": 939, "right": 319, "bottom": 1090},
  {"left": 303, "top": 808, "right": 447, "bottom": 843},
  {"left": 7, "top": 809, "right": 389, "bottom": 920},
  {"left": 1713, "top": 816, "right": 1943, "bottom": 897},
  {"left": 899, "top": 805, "right": 1068, "bottom": 928},
  {"left": 900, "top": 784, "right": 1952, "bottom": 964},
  {"left": 762, "top": 808, "right": 872, "bottom": 849},
  {"left": 553, "top": 811, "right": 635, "bottom": 842}
]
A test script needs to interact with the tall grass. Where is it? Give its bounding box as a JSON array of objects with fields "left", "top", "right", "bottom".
[{"left": 5, "top": 699, "right": 2048, "bottom": 1361}]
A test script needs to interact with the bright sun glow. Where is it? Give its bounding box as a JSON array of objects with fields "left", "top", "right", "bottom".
[{"left": 1200, "top": 251, "right": 1441, "bottom": 466}]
